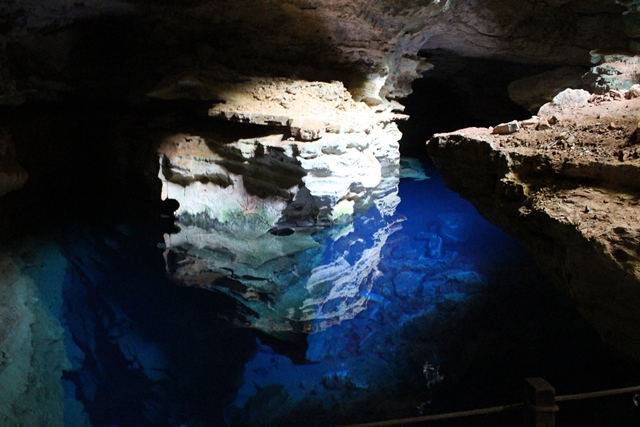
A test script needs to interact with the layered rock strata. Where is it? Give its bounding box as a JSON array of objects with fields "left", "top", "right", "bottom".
[
  {"left": 157, "top": 78, "right": 404, "bottom": 335},
  {"left": 157, "top": 78, "right": 403, "bottom": 230},
  {"left": 428, "top": 83, "right": 640, "bottom": 360}
]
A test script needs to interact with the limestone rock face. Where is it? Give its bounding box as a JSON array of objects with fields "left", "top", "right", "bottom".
[
  {"left": 157, "top": 78, "right": 404, "bottom": 335},
  {"left": 157, "top": 79, "right": 403, "bottom": 230},
  {"left": 0, "top": 0, "right": 629, "bottom": 105},
  {"left": 508, "top": 66, "right": 587, "bottom": 112},
  {"left": 428, "top": 80, "right": 640, "bottom": 360}
]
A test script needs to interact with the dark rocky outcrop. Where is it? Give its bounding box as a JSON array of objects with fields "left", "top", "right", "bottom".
[{"left": 0, "top": 0, "right": 630, "bottom": 106}]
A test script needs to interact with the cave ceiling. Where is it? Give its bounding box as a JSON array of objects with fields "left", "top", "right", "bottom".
[{"left": 0, "top": 0, "right": 629, "bottom": 105}]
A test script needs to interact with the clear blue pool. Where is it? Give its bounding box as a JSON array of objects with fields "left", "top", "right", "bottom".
[{"left": 56, "top": 157, "right": 640, "bottom": 427}]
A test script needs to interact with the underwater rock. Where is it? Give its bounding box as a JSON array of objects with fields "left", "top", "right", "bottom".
[
  {"left": 444, "top": 270, "right": 486, "bottom": 287},
  {"left": 437, "top": 213, "right": 473, "bottom": 243},
  {"left": 392, "top": 237, "right": 428, "bottom": 260},
  {"left": 227, "top": 384, "right": 296, "bottom": 427},
  {"left": 164, "top": 197, "right": 403, "bottom": 337},
  {"left": 0, "top": 252, "right": 67, "bottom": 427},
  {"left": 394, "top": 270, "right": 424, "bottom": 299},
  {"left": 321, "top": 370, "right": 368, "bottom": 390}
]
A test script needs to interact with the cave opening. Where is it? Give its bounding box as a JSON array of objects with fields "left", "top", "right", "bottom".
[{"left": 397, "top": 49, "right": 559, "bottom": 158}]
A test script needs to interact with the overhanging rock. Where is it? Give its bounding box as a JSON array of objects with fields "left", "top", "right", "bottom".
[{"left": 428, "top": 85, "right": 640, "bottom": 361}]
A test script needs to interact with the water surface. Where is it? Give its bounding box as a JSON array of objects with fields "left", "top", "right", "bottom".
[{"left": 22, "top": 157, "right": 640, "bottom": 426}]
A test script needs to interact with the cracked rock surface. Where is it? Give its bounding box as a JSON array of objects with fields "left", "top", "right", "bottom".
[{"left": 428, "top": 83, "right": 640, "bottom": 360}]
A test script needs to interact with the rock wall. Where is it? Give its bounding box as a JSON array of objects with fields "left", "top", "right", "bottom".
[
  {"left": 157, "top": 79, "right": 402, "bottom": 228},
  {"left": 0, "top": 0, "right": 638, "bottom": 409},
  {"left": 0, "top": 0, "right": 629, "bottom": 106},
  {"left": 428, "top": 72, "right": 640, "bottom": 360},
  {"left": 156, "top": 78, "right": 405, "bottom": 336},
  {"left": 0, "top": 249, "right": 68, "bottom": 427}
]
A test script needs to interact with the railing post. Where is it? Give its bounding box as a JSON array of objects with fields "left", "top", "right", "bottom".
[{"left": 524, "top": 377, "right": 558, "bottom": 427}]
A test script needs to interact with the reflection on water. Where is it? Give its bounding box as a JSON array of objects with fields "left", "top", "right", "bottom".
[
  {"left": 5, "top": 158, "right": 640, "bottom": 427},
  {"left": 161, "top": 154, "right": 403, "bottom": 339},
  {"left": 223, "top": 158, "right": 545, "bottom": 426}
]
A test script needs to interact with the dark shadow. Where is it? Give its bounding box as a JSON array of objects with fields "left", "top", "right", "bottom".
[
  {"left": 398, "top": 49, "right": 558, "bottom": 158},
  {"left": 6, "top": 1, "right": 368, "bottom": 103}
]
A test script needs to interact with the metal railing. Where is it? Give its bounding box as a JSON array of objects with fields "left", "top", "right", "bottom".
[{"left": 336, "top": 378, "right": 640, "bottom": 427}]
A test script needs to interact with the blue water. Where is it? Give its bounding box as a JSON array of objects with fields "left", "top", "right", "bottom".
[{"left": 56, "top": 158, "right": 640, "bottom": 427}]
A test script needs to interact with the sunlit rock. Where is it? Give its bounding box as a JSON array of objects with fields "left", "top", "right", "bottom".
[
  {"left": 157, "top": 79, "right": 403, "bottom": 230},
  {"left": 156, "top": 76, "right": 406, "bottom": 338},
  {"left": 158, "top": 133, "right": 296, "bottom": 238}
]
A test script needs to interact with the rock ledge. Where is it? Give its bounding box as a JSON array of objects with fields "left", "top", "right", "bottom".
[{"left": 428, "top": 88, "right": 640, "bottom": 361}]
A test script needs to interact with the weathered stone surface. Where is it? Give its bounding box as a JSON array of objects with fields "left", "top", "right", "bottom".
[
  {"left": 206, "top": 78, "right": 405, "bottom": 133},
  {"left": 289, "top": 118, "right": 326, "bottom": 141},
  {"left": 552, "top": 88, "right": 592, "bottom": 108},
  {"left": 0, "top": 0, "right": 629, "bottom": 105},
  {"left": 418, "top": 0, "right": 626, "bottom": 64},
  {"left": 157, "top": 78, "right": 402, "bottom": 229},
  {"left": 428, "top": 85, "right": 640, "bottom": 361},
  {"left": 626, "top": 83, "right": 640, "bottom": 98},
  {"left": 0, "top": 251, "right": 67, "bottom": 427},
  {"left": 507, "top": 66, "right": 587, "bottom": 112},
  {"left": 582, "top": 55, "right": 640, "bottom": 94},
  {"left": 537, "top": 88, "right": 592, "bottom": 118},
  {"left": 492, "top": 120, "right": 520, "bottom": 135}
]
